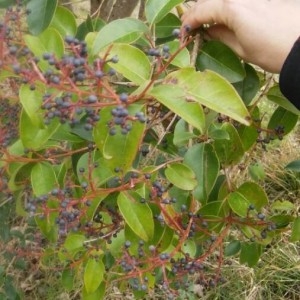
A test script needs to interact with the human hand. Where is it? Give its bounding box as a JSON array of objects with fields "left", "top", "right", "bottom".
[{"left": 181, "top": 0, "right": 300, "bottom": 73}]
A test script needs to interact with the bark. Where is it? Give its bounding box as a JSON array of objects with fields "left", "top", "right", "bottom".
[{"left": 90, "top": 0, "right": 139, "bottom": 21}]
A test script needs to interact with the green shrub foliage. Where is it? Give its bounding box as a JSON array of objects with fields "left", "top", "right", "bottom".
[{"left": 0, "top": 1, "right": 299, "bottom": 299}]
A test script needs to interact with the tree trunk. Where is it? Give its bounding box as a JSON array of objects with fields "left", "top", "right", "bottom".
[{"left": 90, "top": 0, "right": 139, "bottom": 21}]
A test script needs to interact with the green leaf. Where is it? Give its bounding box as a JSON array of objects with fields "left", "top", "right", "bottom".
[
  {"left": 24, "top": 27, "right": 64, "bottom": 71},
  {"left": 236, "top": 123, "right": 259, "bottom": 151},
  {"left": 82, "top": 283, "right": 106, "bottom": 300},
  {"left": 0, "top": 0, "right": 15, "bottom": 8},
  {"left": 31, "top": 162, "right": 57, "bottom": 196},
  {"left": 267, "top": 107, "right": 298, "bottom": 136},
  {"left": 61, "top": 269, "right": 75, "bottom": 291},
  {"left": 196, "top": 41, "right": 246, "bottom": 83},
  {"left": 224, "top": 240, "right": 241, "bottom": 256},
  {"left": 165, "top": 162, "right": 197, "bottom": 191},
  {"left": 184, "top": 144, "right": 219, "bottom": 203},
  {"left": 285, "top": 160, "right": 300, "bottom": 172},
  {"left": 19, "top": 84, "right": 44, "bottom": 128},
  {"left": 271, "top": 200, "right": 295, "bottom": 212},
  {"left": 20, "top": 110, "right": 60, "bottom": 150},
  {"left": 84, "top": 258, "right": 105, "bottom": 294},
  {"left": 165, "top": 40, "right": 190, "bottom": 68},
  {"left": 118, "top": 192, "right": 154, "bottom": 241},
  {"left": 26, "top": 0, "right": 58, "bottom": 35},
  {"left": 239, "top": 242, "right": 262, "bottom": 267},
  {"left": 236, "top": 182, "right": 268, "bottom": 211},
  {"left": 107, "top": 43, "right": 151, "bottom": 85},
  {"left": 49, "top": 6, "right": 77, "bottom": 37},
  {"left": 92, "top": 18, "right": 148, "bottom": 54},
  {"left": 93, "top": 105, "right": 146, "bottom": 173},
  {"left": 233, "top": 63, "right": 260, "bottom": 105},
  {"left": 267, "top": 85, "right": 300, "bottom": 115},
  {"left": 149, "top": 84, "right": 205, "bottom": 132},
  {"left": 213, "top": 123, "right": 245, "bottom": 165},
  {"left": 163, "top": 68, "right": 250, "bottom": 125},
  {"left": 64, "top": 233, "right": 85, "bottom": 252},
  {"left": 155, "top": 13, "right": 181, "bottom": 38},
  {"left": 227, "top": 191, "right": 250, "bottom": 218},
  {"left": 290, "top": 217, "right": 300, "bottom": 242},
  {"left": 248, "top": 162, "right": 266, "bottom": 182},
  {"left": 145, "top": 0, "right": 183, "bottom": 25},
  {"left": 173, "top": 119, "right": 196, "bottom": 147}
]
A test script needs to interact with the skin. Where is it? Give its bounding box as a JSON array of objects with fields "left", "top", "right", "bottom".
[{"left": 181, "top": 0, "right": 300, "bottom": 73}]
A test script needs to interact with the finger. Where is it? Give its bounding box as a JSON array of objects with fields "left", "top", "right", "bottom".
[
  {"left": 206, "top": 25, "right": 244, "bottom": 58},
  {"left": 181, "top": 0, "right": 225, "bottom": 30}
]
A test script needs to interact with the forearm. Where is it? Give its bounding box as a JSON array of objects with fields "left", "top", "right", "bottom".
[{"left": 279, "top": 38, "right": 300, "bottom": 110}]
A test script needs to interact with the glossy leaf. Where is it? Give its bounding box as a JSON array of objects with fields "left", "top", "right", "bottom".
[
  {"left": 184, "top": 144, "right": 219, "bottom": 203},
  {"left": 267, "top": 85, "right": 300, "bottom": 115},
  {"left": 224, "top": 240, "right": 241, "bottom": 256},
  {"left": 145, "top": 0, "right": 183, "bottom": 25},
  {"left": 19, "top": 84, "right": 44, "bottom": 128},
  {"left": 165, "top": 162, "right": 197, "bottom": 191},
  {"left": 118, "top": 192, "right": 154, "bottom": 241},
  {"left": 290, "top": 217, "right": 300, "bottom": 242},
  {"left": 20, "top": 110, "right": 60, "bottom": 149},
  {"left": 49, "top": 6, "right": 77, "bottom": 37},
  {"left": 239, "top": 242, "right": 262, "bottom": 267},
  {"left": 107, "top": 43, "right": 151, "bottom": 84},
  {"left": 163, "top": 68, "right": 250, "bottom": 125},
  {"left": 233, "top": 63, "right": 260, "bottom": 105},
  {"left": 93, "top": 105, "right": 146, "bottom": 173},
  {"left": 236, "top": 124, "right": 259, "bottom": 151},
  {"left": 196, "top": 41, "right": 245, "bottom": 83},
  {"left": 31, "top": 162, "right": 57, "bottom": 196},
  {"left": 271, "top": 200, "right": 294, "bottom": 212},
  {"left": 285, "top": 160, "right": 300, "bottom": 172},
  {"left": 92, "top": 18, "right": 148, "bottom": 54},
  {"left": 84, "top": 258, "right": 105, "bottom": 294},
  {"left": 213, "top": 123, "right": 245, "bottom": 165},
  {"left": 267, "top": 106, "right": 298, "bottom": 136},
  {"left": 155, "top": 13, "right": 181, "bottom": 38},
  {"left": 26, "top": 0, "right": 58, "bottom": 35},
  {"left": 150, "top": 84, "right": 205, "bottom": 132}
]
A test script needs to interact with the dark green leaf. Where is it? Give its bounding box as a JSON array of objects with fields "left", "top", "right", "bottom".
[
  {"left": 213, "top": 123, "right": 245, "bottom": 165},
  {"left": 155, "top": 13, "right": 181, "bottom": 38},
  {"left": 61, "top": 269, "right": 74, "bottom": 291},
  {"left": 290, "top": 217, "right": 300, "bottom": 242},
  {"left": 285, "top": 160, "right": 300, "bottom": 172},
  {"left": 165, "top": 162, "right": 197, "bottom": 191},
  {"left": 173, "top": 119, "right": 197, "bottom": 147},
  {"left": 267, "top": 85, "right": 300, "bottom": 115},
  {"left": 233, "top": 63, "right": 260, "bottom": 105},
  {"left": 118, "top": 192, "right": 154, "bottom": 241},
  {"left": 224, "top": 240, "right": 241, "bottom": 256},
  {"left": 196, "top": 41, "right": 245, "bottom": 83},
  {"left": 184, "top": 144, "right": 219, "bottom": 203},
  {"left": 145, "top": 0, "right": 183, "bottom": 25},
  {"left": 26, "top": 0, "right": 58, "bottom": 35},
  {"left": 267, "top": 106, "right": 298, "bottom": 136},
  {"left": 239, "top": 242, "right": 262, "bottom": 267}
]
